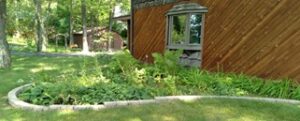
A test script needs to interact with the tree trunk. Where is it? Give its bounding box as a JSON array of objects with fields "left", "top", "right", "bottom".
[
  {"left": 81, "top": 0, "right": 89, "bottom": 53},
  {"left": 55, "top": 34, "right": 58, "bottom": 48},
  {"left": 0, "top": 0, "right": 11, "bottom": 68},
  {"left": 33, "top": 0, "right": 47, "bottom": 52},
  {"left": 44, "top": 1, "right": 52, "bottom": 44},
  {"left": 69, "top": 0, "right": 74, "bottom": 46},
  {"left": 64, "top": 34, "right": 68, "bottom": 49},
  {"left": 14, "top": 0, "right": 21, "bottom": 39},
  {"left": 108, "top": 1, "right": 115, "bottom": 51}
]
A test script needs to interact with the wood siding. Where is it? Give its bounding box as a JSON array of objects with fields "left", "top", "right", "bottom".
[{"left": 132, "top": 0, "right": 300, "bottom": 82}]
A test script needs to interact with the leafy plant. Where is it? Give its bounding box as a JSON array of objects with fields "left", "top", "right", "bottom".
[
  {"left": 152, "top": 50, "right": 183, "bottom": 75},
  {"left": 18, "top": 50, "right": 300, "bottom": 105}
]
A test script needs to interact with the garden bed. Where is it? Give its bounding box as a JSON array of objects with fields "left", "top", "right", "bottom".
[
  {"left": 8, "top": 83, "right": 300, "bottom": 111},
  {"left": 12, "top": 50, "right": 300, "bottom": 107}
]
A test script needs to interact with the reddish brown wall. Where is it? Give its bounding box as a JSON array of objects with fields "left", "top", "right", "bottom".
[
  {"left": 111, "top": 32, "right": 124, "bottom": 50},
  {"left": 73, "top": 34, "right": 92, "bottom": 48},
  {"left": 133, "top": 0, "right": 300, "bottom": 82},
  {"left": 133, "top": 4, "right": 172, "bottom": 62},
  {"left": 73, "top": 32, "right": 123, "bottom": 51}
]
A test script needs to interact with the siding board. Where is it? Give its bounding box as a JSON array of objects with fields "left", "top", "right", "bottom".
[{"left": 133, "top": 0, "right": 300, "bottom": 82}]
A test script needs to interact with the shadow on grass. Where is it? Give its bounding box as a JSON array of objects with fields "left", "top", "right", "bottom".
[{"left": 1, "top": 99, "right": 300, "bottom": 121}]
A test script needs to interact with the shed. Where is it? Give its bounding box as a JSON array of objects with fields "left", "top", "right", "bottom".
[
  {"left": 73, "top": 27, "right": 124, "bottom": 51},
  {"left": 113, "top": 15, "right": 132, "bottom": 51}
]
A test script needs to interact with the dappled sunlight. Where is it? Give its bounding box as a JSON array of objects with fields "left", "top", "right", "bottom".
[
  {"left": 9, "top": 117, "right": 23, "bottom": 121},
  {"left": 57, "top": 110, "right": 76, "bottom": 116},
  {"left": 201, "top": 105, "right": 236, "bottom": 119},
  {"left": 218, "top": 76, "right": 233, "bottom": 85},
  {"left": 12, "top": 67, "right": 26, "bottom": 71},
  {"left": 15, "top": 57, "right": 27, "bottom": 61},
  {"left": 76, "top": 75, "right": 111, "bottom": 87},
  {"left": 139, "top": 114, "right": 179, "bottom": 121},
  {"left": 30, "top": 65, "right": 58, "bottom": 73},
  {"left": 9, "top": 41, "right": 27, "bottom": 46},
  {"left": 228, "top": 116, "right": 259, "bottom": 121},
  {"left": 224, "top": 108, "right": 270, "bottom": 121},
  {"left": 162, "top": 116, "right": 178, "bottom": 121},
  {"left": 127, "top": 118, "right": 143, "bottom": 121}
]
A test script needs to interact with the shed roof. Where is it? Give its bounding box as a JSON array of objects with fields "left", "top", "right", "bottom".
[{"left": 113, "top": 15, "right": 131, "bottom": 22}]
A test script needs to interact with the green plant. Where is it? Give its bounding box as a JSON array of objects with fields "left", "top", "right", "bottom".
[
  {"left": 17, "top": 50, "right": 300, "bottom": 106},
  {"left": 152, "top": 50, "right": 183, "bottom": 75}
]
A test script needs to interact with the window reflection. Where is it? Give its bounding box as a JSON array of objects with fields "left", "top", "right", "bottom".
[
  {"left": 190, "top": 14, "right": 202, "bottom": 44},
  {"left": 170, "top": 14, "right": 202, "bottom": 45},
  {"left": 171, "top": 15, "right": 187, "bottom": 44}
]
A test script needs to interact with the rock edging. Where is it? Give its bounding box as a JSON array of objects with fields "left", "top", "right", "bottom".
[{"left": 8, "top": 84, "right": 300, "bottom": 111}]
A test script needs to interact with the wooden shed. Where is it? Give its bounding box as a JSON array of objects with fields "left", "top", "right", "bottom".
[
  {"left": 130, "top": 0, "right": 300, "bottom": 82},
  {"left": 73, "top": 27, "right": 124, "bottom": 51}
]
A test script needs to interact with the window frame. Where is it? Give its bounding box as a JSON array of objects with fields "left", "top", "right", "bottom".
[
  {"left": 165, "top": 2, "right": 208, "bottom": 68},
  {"left": 166, "top": 13, "right": 205, "bottom": 51}
]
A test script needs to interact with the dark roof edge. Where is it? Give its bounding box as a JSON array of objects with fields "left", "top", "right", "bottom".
[
  {"left": 113, "top": 15, "right": 131, "bottom": 21},
  {"left": 133, "top": 0, "right": 177, "bottom": 10}
]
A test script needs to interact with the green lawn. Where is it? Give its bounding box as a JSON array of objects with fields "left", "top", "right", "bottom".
[
  {"left": 9, "top": 41, "right": 81, "bottom": 53},
  {"left": 1, "top": 55, "right": 300, "bottom": 121}
]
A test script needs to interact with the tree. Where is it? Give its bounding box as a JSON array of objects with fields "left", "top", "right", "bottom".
[
  {"left": 13, "top": 0, "right": 21, "bottom": 39},
  {"left": 108, "top": 0, "right": 115, "bottom": 51},
  {"left": 69, "top": 0, "right": 74, "bottom": 46},
  {"left": 0, "top": 0, "right": 11, "bottom": 68},
  {"left": 33, "top": 0, "right": 47, "bottom": 52},
  {"left": 81, "top": 0, "right": 89, "bottom": 52},
  {"left": 7, "top": 0, "right": 35, "bottom": 41}
]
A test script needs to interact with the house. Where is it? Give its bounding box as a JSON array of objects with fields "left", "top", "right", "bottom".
[
  {"left": 119, "top": 0, "right": 300, "bottom": 82},
  {"left": 73, "top": 27, "right": 124, "bottom": 51}
]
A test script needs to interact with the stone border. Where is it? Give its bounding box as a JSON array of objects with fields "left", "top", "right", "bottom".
[{"left": 8, "top": 84, "right": 300, "bottom": 111}]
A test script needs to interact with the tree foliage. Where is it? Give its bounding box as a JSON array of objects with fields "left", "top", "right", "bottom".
[{"left": 6, "top": 0, "right": 130, "bottom": 49}]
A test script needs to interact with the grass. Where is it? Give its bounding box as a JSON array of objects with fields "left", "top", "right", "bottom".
[
  {"left": 0, "top": 55, "right": 300, "bottom": 121},
  {"left": 8, "top": 37, "right": 81, "bottom": 53}
]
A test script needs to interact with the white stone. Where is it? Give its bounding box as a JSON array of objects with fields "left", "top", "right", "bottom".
[
  {"left": 127, "top": 100, "right": 141, "bottom": 105},
  {"left": 104, "top": 101, "right": 119, "bottom": 108}
]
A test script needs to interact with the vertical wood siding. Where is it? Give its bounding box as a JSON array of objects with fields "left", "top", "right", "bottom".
[{"left": 133, "top": 0, "right": 300, "bottom": 82}]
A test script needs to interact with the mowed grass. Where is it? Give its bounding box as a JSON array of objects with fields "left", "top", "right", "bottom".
[
  {"left": 0, "top": 55, "right": 300, "bottom": 121},
  {"left": 9, "top": 41, "right": 81, "bottom": 53}
]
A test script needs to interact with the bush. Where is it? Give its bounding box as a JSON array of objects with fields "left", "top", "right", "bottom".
[
  {"left": 152, "top": 50, "right": 183, "bottom": 75},
  {"left": 18, "top": 50, "right": 300, "bottom": 105}
]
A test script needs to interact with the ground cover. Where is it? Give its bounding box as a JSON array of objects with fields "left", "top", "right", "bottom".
[
  {"left": 15, "top": 50, "right": 300, "bottom": 105},
  {"left": 1, "top": 53, "right": 300, "bottom": 121}
]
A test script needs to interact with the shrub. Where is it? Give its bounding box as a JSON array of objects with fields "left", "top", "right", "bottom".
[
  {"left": 152, "top": 50, "right": 183, "bottom": 75},
  {"left": 18, "top": 50, "right": 300, "bottom": 105}
]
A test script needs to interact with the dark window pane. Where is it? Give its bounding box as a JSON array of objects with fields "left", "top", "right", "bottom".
[
  {"left": 171, "top": 15, "right": 187, "bottom": 44},
  {"left": 189, "top": 14, "right": 202, "bottom": 44}
]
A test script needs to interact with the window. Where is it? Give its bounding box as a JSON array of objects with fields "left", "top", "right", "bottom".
[
  {"left": 189, "top": 14, "right": 202, "bottom": 44},
  {"left": 166, "top": 3, "right": 208, "bottom": 67}
]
